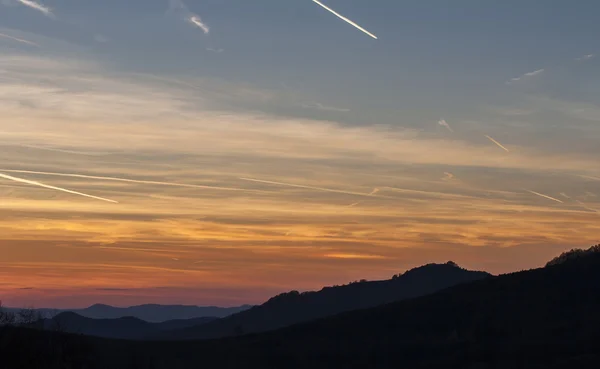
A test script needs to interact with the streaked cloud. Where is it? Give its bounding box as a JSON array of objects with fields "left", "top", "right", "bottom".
[
  {"left": 301, "top": 102, "right": 350, "bottom": 112},
  {"left": 14, "top": 0, "right": 52, "bottom": 17},
  {"left": 575, "top": 54, "right": 594, "bottom": 61},
  {"left": 0, "top": 32, "right": 39, "bottom": 47},
  {"left": 324, "top": 253, "right": 386, "bottom": 260},
  {"left": 189, "top": 16, "right": 209, "bottom": 34},
  {"left": 312, "top": 0, "right": 377, "bottom": 40},
  {"left": 206, "top": 47, "right": 224, "bottom": 53},
  {"left": 0, "top": 172, "right": 118, "bottom": 203},
  {"left": 507, "top": 68, "right": 544, "bottom": 84}
]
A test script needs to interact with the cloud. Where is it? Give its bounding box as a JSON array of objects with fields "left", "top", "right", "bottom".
[
  {"left": 301, "top": 102, "right": 350, "bottom": 112},
  {"left": 0, "top": 32, "right": 39, "bottom": 47},
  {"left": 189, "top": 16, "right": 209, "bottom": 34},
  {"left": 206, "top": 48, "right": 224, "bottom": 53},
  {"left": 507, "top": 68, "right": 544, "bottom": 84},
  {"left": 438, "top": 119, "right": 453, "bottom": 133},
  {"left": 168, "top": 0, "right": 210, "bottom": 34},
  {"left": 312, "top": 0, "right": 377, "bottom": 40},
  {"left": 575, "top": 54, "right": 594, "bottom": 61},
  {"left": 14, "top": 0, "right": 53, "bottom": 17}
]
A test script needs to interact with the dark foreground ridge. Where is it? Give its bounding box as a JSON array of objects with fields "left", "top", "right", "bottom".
[
  {"left": 2, "top": 244, "right": 600, "bottom": 369},
  {"left": 157, "top": 261, "right": 490, "bottom": 340}
]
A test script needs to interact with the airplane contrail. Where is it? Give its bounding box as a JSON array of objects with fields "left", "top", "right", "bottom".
[
  {"left": 312, "top": 0, "right": 378, "bottom": 40},
  {"left": 239, "top": 177, "right": 394, "bottom": 198},
  {"left": 0, "top": 32, "right": 39, "bottom": 47},
  {"left": 484, "top": 135, "right": 510, "bottom": 152},
  {"left": 0, "top": 172, "right": 118, "bottom": 203},
  {"left": 0, "top": 169, "right": 267, "bottom": 194},
  {"left": 15, "top": 0, "right": 53, "bottom": 17},
  {"left": 526, "top": 190, "right": 564, "bottom": 204}
]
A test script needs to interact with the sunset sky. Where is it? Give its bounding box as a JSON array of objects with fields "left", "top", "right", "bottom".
[{"left": 1, "top": 0, "right": 599, "bottom": 308}]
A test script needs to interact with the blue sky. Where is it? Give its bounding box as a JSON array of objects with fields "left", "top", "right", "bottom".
[{"left": 1, "top": 0, "right": 600, "bottom": 307}]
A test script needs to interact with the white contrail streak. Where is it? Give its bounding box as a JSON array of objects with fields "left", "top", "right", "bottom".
[
  {"left": 312, "top": 0, "right": 378, "bottom": 40},
  {"left": 239, "top": 177, "right": 394, "bottom": 198},
  {"left": 15, "top": 0, "right": 53, "bottom": 17},
  {"left": 0, "top": 32, "right": 39, "bottom": 47},
  {"left": 526, "top": 190, "right": 564, "bottom": 204},
  {"left": 0, "top": 169, "right": 266, "bottom": 193},
  {"left": 0, "top": 172, "right": 118, "bottom": 203},
  {"left": 484, "top": 135, "right": 510, "bottom": 152},
  {"left": 189, "top": 16, "right": 209, "bottom": 34}
]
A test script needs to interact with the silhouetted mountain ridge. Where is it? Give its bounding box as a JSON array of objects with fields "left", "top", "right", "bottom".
[
  {"left": 5, "top": 245, "right": 600, "bottom": 368},
  {"left": 40, "top": 311, "right": 217, "bottom": 339},
  {"left": 158, "top": 261, "right": 491, "bottom": 340}
]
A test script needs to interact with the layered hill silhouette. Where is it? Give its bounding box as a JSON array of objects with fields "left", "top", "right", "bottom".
[
  {"left": 7, "top": 303, "right": 252, "bottom": 323},
  {"left": 156, "top": 261, "right": 491, "bottom": 340},
  {"left": 39, "top": 312, "right": 217, "bottom": 340},
  {"left": 4, "top": 244, "right": 600, "bottom": 369},
  {"left": 70, "top": 303, "right": 252, "bottom": 322}
]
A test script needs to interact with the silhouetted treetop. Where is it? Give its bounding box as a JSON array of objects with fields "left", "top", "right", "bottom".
[{"left": 546, "top": 244, "right": 600, "bottom": 267}]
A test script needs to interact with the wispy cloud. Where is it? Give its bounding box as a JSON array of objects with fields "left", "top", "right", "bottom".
[
  {"left": 239, "top": 177, "right": 394, "bottom": 199},
  {"left": 169, "top": 0, "right": 210, "bottom": 34},
  {"left": 14, "top": 0, "right": 53, "bottom": 17},
  {"left": 324, "top": 253, "right": 386, "bottom": 260},
  {"left": 438, "top": 119, "right": 453, "bottom": 133},
  {"left": 575, "top": 54, "right": 594, "bottom": 61},
  {"left": 0, "top": 172, "right": 118, "bottom": 203},
  {"left": 312, "top": 0, "right": 377, "bottom": 40},
  {"left": 301, "top": 102, "right": 350, "bottom": 112},
  {"left": 507, "top": 68, "right": 544, "bottom": 84},
  {"left": 0, "top": 32, "right": 39, "bottom": 47},
  {"left": 189, "top": 16, "right": 209, "bottom": 34},
  {"left": 206, "top": 47, "right": 224, "bottom": 53}
]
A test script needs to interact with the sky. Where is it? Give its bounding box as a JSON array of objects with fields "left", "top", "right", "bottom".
[{"left": 1, "top": 0, "right": 599, "bottom": 308}]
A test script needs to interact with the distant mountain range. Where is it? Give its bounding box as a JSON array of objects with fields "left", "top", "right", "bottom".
[
  {"left": 155, "top": 261, "right": 491, "bottom": 340},
  {"left": 70, "top": 304, "right": 253, "bottom": 322},
  {"left": 39, "top": 312, "right": 217, "bottom": 340},
  {"left": 5, "top": 245, "right": 600, "bottom": 368},
  {"left": 7, "top": 304, "right": 252, "bottom": 323}
]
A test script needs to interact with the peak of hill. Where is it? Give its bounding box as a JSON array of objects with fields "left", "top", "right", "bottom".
[
  {"left": 158, "top": 262, "right": 490, "bottom": 340},
  {"left": 546, "top": 244, "right": 600, "bottom": 267}
]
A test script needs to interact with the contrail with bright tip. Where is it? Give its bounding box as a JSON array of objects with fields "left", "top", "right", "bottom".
[
  {"left": 0, "top": 172, "right": 118, "bottom": 203},
  {"left": 0, "top": 169, "right": 268, "bottom": 194},
  {"left": 312, "top": 0, "right": 378, "bottom": 40},
  {"left": 484, "top": 135, "right": 510, "bottom": 152},
  {"left": 526, "top": 190, "right": 564, "bottom": 204}
]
